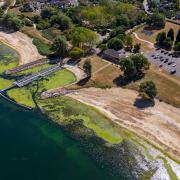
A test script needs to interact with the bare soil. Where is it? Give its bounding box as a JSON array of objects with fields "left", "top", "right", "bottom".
[{"left": 0, "top": 30, "right": 44, "bottom": 65}]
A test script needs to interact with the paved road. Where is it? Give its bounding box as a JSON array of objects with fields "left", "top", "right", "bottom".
[{"left": 145, "top": 50, "right": 180, "bottom": 77}]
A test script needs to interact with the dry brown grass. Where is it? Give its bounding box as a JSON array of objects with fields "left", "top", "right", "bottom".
[
  {"left": 77, "top": 55, "right": 180, "bottom": 106},
  {"left": 135, "top": 22, "right": 180, "bottom": 44},
  {"left": 126, "top": 64, "right": 180, "bottom": 107}
]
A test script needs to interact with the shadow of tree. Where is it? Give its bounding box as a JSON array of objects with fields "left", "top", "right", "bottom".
[
  {"left": 134, "top": 98, "right": 155, "bottom": 109},
  {"left": 113, "top": 74, "right": 144, "bottom": 87},
  {"left": 77, "top": 76, "right": 91, "bottom": 86}
]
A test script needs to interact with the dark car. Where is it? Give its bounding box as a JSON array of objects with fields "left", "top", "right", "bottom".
[
  {"left": 164, "top": 51, "right": 168, "bottom": 54},
  {"left": 160, "top": 58, "right": 164, "bottom": 61},
  {"left": 168, "top": 61, "right": 173, "bottom": 65},
  {"left": 170, "top": 69, "right": 176, "bottom": 74},
  {"left": 164, "top": 59, "right": 168, "bottom": 63}
]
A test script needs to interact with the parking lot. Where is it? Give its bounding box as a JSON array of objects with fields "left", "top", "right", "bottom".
[{"left": 145, "top": 49, "right": 180, "bottom": 76}]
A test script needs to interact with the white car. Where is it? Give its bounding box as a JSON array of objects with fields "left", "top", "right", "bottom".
[{"left": 172, "top": 63, "right": 176, "bottom": 67}]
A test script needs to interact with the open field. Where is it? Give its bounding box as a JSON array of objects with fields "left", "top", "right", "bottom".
[
  {"left": 76, "top": 55, "right": 180, "bottom": 106},
  {"left": 131, "top": 22, "right": 180, "bottom": 53},
  {"left": 126, "top": 64, "right": 180, "bottom": 107},
  {"left": 134, "top": 22, "right": 180, "bottom": 44},
  {"left": 68, "top": 87, "right": 180, "bottom": 161}
]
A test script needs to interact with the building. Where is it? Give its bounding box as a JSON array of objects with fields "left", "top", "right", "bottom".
[{"left": 101, "top": 49, "right": 127, "bottom": 64}]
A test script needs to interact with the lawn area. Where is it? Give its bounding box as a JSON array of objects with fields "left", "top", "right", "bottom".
[
  {"left": 77, "top": 55, "right": 121, "bottom": 88},
  {"left": 0, "top": 78, "right": 13, "bottom": 90},
  {"left": 8, "top": 69, "right": 76, "bottom": 107},
  {"left": 39, "top": 96, "right": 122, "bottom": 144},
  {"left": 7, "top": 87, "right": 36, "bottom": 107}
]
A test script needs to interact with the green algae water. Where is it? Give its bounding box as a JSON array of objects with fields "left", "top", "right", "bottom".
[{"left": 0, "top": 96, "right": 113, "bottom": 180}]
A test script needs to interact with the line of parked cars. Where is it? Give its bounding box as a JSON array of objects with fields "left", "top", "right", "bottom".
[{"left": 151, "top": 50, "right": 177, "bottom": 74}]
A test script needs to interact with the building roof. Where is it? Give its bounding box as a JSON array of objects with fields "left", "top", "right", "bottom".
[{"left": 103, "top": 49, "right": 120, "bottom": 59}]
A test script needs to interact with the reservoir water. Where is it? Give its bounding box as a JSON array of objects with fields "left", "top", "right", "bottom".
[{"left": 0, "top": 96, "right": 113, "bottom": 180}]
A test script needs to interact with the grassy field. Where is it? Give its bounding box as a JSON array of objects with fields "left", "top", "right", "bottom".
[
  {"left": 131, "top": 22, "right": 180, "bottom": 53},
  {"left": 0, "top": 78, "right": 13, "bottom": 90},
  {"left": 77, "top": 55, "right": 180, "bottom": 107},
  {"left": 39, "top": 96, "right": 122, "bottom": 144},
  {"left": 8, "top": 69, "right": 76, "bottom": 107},
  {"left": 134, "top": 22, "right": 179, "bottom": 44},
  {"left": 125, "top": 64, "right": 180, "bottom": 107}
]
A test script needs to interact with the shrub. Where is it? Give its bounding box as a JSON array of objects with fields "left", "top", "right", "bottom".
[{"left": 69, "top": 47, "right": 84, "bottom": 60}]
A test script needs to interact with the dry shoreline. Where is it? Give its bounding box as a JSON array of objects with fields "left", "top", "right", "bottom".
[
  {"left": 0, "top": 30, "right": 44, "bottom": 65},
  {"left": 68, "top": 87, "right": 180, "bottom": 162}
]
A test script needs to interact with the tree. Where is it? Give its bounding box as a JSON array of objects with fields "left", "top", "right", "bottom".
[
  {"left": 139, "top": 81, "right": 157, "bottom": 100},
  {"left": 41, "top": 7, "right": 58, "bottom": 19},
  {"left": 156, "top": 32, "right": 166, "bottom": 45},
  {"left": 119, "top": 57, "right": 136, "bottom": 78},
  {"left": 175, "top": 29, "right": 180, "bottom": 44},
  {"left": 147, "top": 13, "right": 165, "bottom": 29},
  {"left": 167, "top": 28, "right": 174, "bottom": 41},
  {"left": 119, "top": 54, "right": 149, "bottom": 79},
  {"left": 133, "top": 43, "right": 141, "bottom": 53},
  {"left": 162, "top": 37, "right": 173, "bottom": 50},
  {"left": 50, "top": 13, "right": 73, "bottom": 30},
  {"left": 131, "top": 54, "right": 150, "bottom": 73},
  {"left": 174, "top": 42, "right": 180, "bottom": 52},
  {"left": 124, "top": 35, "right": 133, "bottom": 51},
  {"left": 72, "top": 27, "right": 99, "bottom": 49},
  {"left": 52, "top": 36, "right": 67, "bottom": 57},
  {"left": 69, "top": 47, "right": 84, "bottom": 60},
  {"left": 107, "top": 38, "right": 123, "bottom": 50},
  {"left": 83, "top": 59, "right": 92, "bottom": 76},
  {"left": 116, "top": 14, "right": 129, "bottom": 27}
]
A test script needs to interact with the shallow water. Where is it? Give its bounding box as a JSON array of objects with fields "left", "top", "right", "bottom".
[{"left": 0, "top": 96, "right": 114, "bottom": 180}]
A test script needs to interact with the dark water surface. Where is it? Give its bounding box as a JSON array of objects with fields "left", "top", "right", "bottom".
[{"left": 0, "top": 97, "right": 113, "bottom": 180}]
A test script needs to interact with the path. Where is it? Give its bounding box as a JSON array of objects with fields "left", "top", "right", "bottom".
[{"left": 133, "top": 32, "right": 154, "bottom": 48}]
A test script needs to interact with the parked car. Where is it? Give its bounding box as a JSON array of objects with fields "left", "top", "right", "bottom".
[
  {"left": 164, "top": 59, "right": 168, "bottom": 63},
  {"left": 168, "top": 61, "right": 173, "bottom": 65},
  {"left": 170, "top": 69, "right": 176, "bottom": 74},
  {"left": 172, "top": 63, "right": 176, "bottom": 67},
  {"left": 159, "top": 64, "right": 163, "bottom": 68}
]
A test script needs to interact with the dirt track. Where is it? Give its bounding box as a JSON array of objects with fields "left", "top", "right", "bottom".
[
  {"left": 0, "top": 30, "right": 44, "bottom": 65},
  {"left": 68, "top": 87, "right": 180, "bottom": 161}
]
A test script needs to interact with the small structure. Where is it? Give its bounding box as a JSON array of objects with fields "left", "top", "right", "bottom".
[{"left": 101, "top": 49, "right": 126, "bottom": 64}]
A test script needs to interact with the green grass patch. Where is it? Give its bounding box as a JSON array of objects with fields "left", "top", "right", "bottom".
[
  {"left": 157, "top": 156, "right": 178, "bottom": 180},
  {"left": 0, "top": 78, "right": 13, "bottom": 90},
  {"left": 33, "top": 38, "right": 52, "bottom": 56},
  {"left": 40, "top": 69, "right": 76, "bottom": 90},
  {"left": 39, "top": 96, "right": 122, "bottom": 144},
  {"left": 8, "top": 69, "right": 76, "bottom": 107},
  {"left": 7, "top": 87, "right": 36, "bottom": 108}
]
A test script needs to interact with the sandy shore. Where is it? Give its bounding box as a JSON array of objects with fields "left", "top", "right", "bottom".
[
  {"left": 0, "top": 30, "right": 44, "bottom": 65},
  {"left": 68, "top": 87, "right": 180, "bottom": 161}
]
